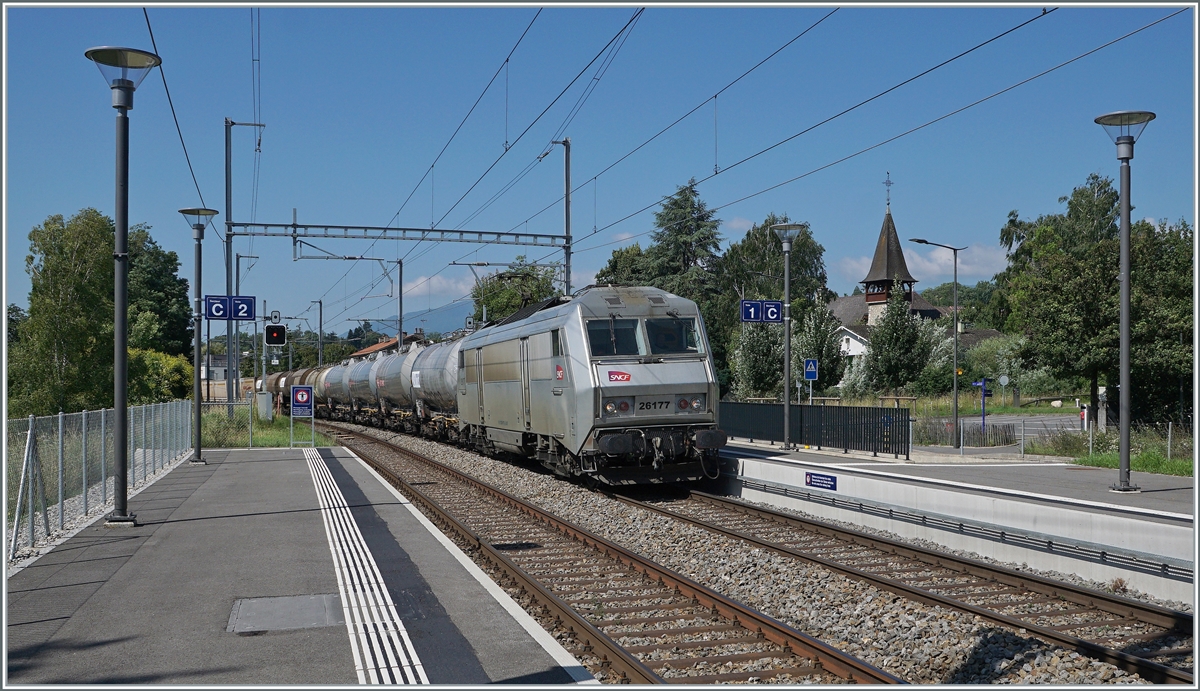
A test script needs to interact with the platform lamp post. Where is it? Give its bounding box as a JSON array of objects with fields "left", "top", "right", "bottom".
[
  {"left": 1095, "top": 110, "right": 1155, "bottom": 493},
  {"left": 910, "top": 238, "right": 967, "bottom": 448},
  {"left": 771, "top": 223, "right": 805, "bottom": 450},
  {"left": 180, "top": 208, "right": 218, "bottom": 465},
  {"left": 85, "top": 46, "right": 161, "bottom": 526}
]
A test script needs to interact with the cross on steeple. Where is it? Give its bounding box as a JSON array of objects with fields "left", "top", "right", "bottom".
[{"left": 883, "top": 171, "right": 893, "bottom": 211}]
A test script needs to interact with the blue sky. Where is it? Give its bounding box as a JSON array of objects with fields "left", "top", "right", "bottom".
[{"left": 4, "top": 4, "right": 1195, "bottom": 339}]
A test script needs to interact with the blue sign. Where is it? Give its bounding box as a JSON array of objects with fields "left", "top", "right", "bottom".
[
  {"left": 805, "top": 471, "right": 838, "bottom": 491},
  {"left": 204, "top": 295, "right": 229, "bottom": 320},
  {"left": 804, "top": 358, "right": 818, "bottom": 381},
  {"left": 762, "top": 301, "right": 783, "bottom": 323},
  {"left": 291, "top": 385, "right": 314, "bottom": 418},
  {"left": 229, "top": 296, "right": 256, "bottom": 321},
  {"left": 740, "top": 300, "right": 763, "bottom": 322}
]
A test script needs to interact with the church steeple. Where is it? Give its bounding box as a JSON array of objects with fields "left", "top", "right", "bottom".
[{"left": 861, "top": 173, "right": 917, "bottom": 325}]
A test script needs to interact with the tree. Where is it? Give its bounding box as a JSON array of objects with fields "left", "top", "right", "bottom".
[
  {"left": 7, "top": 304, "right": 27, "bottom": 344},
  {"left": 595, "top": 243, "right": 650, "bottom": 285},
  {"left": 792, "top": 307, "right": 845, "bottom": 396},
  {"left": 8, "top": 209, "right": 114, "bottom": 416},
  {"left": 920, "top": 280, "right": 998, "bottom": 329},
  {"left": 729, "top": 323, "right": 783, "bottom": 400},
  {"left": 1130, "top": 219, "right": 1193, "bottom": 421},
  {"left": 642, "top": 178, "right": 722, "bottom": 301},
  {"left": 128, "top": 225, "right": 191, "bottom": 357},
  {"left": 1007, "top": 175, "right": 1121, "bottom": 421},
  {"left": 128, "top": 349, "right": 192, "bottom": 405},
  {"left": 864, "top": 281, "right": 929, "bottom": 394},
  {"left": 471, "top": 256, "right": 560, "bottom": 322},
  {"left": 712, "top": 212, "right": 832, "bottom": 396}
]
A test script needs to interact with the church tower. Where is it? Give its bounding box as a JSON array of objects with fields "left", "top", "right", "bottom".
[{"left": 861, "top": 174, "right": 917, "bottom": 325}]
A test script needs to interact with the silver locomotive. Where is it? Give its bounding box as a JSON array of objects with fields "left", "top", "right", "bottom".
[{"left": 269, "top": 286, "right": 727, "bottom": 484}]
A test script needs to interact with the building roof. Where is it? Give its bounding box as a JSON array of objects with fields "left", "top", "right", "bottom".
[
  {"left": 838, "top": 324, "right": 871, "bottom": 341},
  {"left": 862, "top": 209, "right": 917, "bottom": 285},
  {"left": 954, "top": 327, "right": 1005, "bottom": 350},
  {"left": 350, "top": 336, "right": 398, "bottom": 358},
  {"left": 827, "top": 291, "right": 942, "bottom": 326}
]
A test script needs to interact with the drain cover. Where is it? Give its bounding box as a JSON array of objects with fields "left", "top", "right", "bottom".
[{"left": 227, "top": 594, "right": 345, "bottom": 633}]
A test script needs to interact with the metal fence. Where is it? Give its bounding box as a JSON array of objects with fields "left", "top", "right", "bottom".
[
  {"left": 200, "top": 401, "right": 254, "bottom": 449},
  {"left": 7, "top": 400, "right": 193, "bottom": 559},
  {"left": 913, "top": 418, "right": 1017, "bottom": 447},
  {"left": 720, "top": 402, "right": 911, "bottom": 458}
]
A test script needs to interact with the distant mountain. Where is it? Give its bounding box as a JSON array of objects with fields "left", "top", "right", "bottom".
[{"left": 351, "top": 300, "right": 475, "bottom": 339}]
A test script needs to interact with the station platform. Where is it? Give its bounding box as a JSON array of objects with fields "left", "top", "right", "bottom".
[
  {"left": 719, "top": 441, "right": 1196, "bottom": 603},
  {"left": 6, "top": 447, "right": 594, "bottom": 685}
]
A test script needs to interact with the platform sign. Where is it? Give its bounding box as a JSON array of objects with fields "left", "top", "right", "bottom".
[
  {"left": 289, "top": 385, "right": 316, "bottom": 448},
  {"left": 740, "top": 300, "right": 763, "bottom": 322},
  {"left": 803, "top": 358, "right": 818, "bottom": 381},
  {"left": 291, "top": 385, "right": 314, "bottom": 417},
  {"left": 762, "top": 301, "right": 783, "bottom": 323},
  {"left": 204, "top": 295, "right": 229, "bottom": 320},
  {"left": 204, "top": 295, "right": 256, "bottom": 320},
  {"left": 804, "top": 471, "right": 837, "bottom": 491},
  {"left": 230, "top": 296, "right": 256, "bottom": 321}
]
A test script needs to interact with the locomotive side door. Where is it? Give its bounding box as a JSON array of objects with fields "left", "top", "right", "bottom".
[
  {"left": 476, "top": 348, "right": 484, "bottom": 425},
  {"left": 520, "top": 337, "right": 531, "bottom": 430}
]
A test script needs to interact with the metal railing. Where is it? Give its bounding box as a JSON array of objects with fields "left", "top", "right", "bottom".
[
  {"left": 720, "top": 402, "right": 911, "bottom": 458},
  {"left": 7, "top": 400, "right": 192, "bottom": 560}
]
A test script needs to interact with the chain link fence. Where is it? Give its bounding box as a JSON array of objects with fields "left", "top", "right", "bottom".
[
  {"left": 7, "top": 400, "right": 192, "bottom": 560},
  {"left": 200, "top": 401, "right": 253, "bottom": 449}
]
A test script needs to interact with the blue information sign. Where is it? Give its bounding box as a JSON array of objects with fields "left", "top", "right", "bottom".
[
  {"left": 762, "top": 301, "right": 783, "bottom": 323},
  {"left": 291, "top": 385, "right": 314, "bottom": 418},
  {"left": 740, "top": 300, "right": 763, "bottom": 322},
  {"left": 204, "top": 295, "right": 229, "bottom": 320},
  {"left": 805, "top": 471, "right": 838, "bottom": 491},
  {"left": 804, "top": 358, "right": 818, "bottom": 381},
  {"left": 229, "top": 296, "right": 256, "bottom": 321}
]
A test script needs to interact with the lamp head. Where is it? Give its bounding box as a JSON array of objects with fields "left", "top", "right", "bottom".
[
  {"left": 770, "top": 223, "right": 806, "bottom": 248},
  {"left": 910, "top": 238, "right": 929, "bottom": 245},
  {"left": 179, "top": 207, "right": 218, "bottom": 239},
  {"left": 1094, "top": 110, "right": 1155, "bottom": 144},
  {"left": 85, "top": 46, "right": 161, "bottom": 90}
]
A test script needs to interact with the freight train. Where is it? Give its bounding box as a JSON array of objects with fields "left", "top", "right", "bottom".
[{"left": 264, "top": 286, "right": 727, "bottom": 484}]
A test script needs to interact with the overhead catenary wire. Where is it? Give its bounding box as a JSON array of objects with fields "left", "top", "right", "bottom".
[
  {"left": 562, "top": 7, "right": 1186, "bottom": 261},
  {"left": 142, "top": 8, "right": 219, "bottom": 240}
]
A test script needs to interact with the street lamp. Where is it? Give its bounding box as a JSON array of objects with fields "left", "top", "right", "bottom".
[
  {"left": 86, "top": 46, "right": 161, "bottom": 527},
  {"left": 180, "top": 208, "right": 218, "bottom": 466},
  {"left": 910, "top": 238, "right": 968, "bottom": 449},
  {"left": 771, "top": 223, "right": 805, "bottom": 450},
  {"left": 1095, "top": 110, "right": 1155, "bottom": 493}
]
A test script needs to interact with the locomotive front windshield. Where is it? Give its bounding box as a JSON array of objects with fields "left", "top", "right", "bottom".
[
  {"left": 587, "top": 318, "right": 642, "bottom": 356},
  {"left": 646, "top": 318, "right": 703, "bottom": 355}
]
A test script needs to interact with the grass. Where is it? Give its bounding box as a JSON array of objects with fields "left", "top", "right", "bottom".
[
  {"left": 1024, "top": 424, "right": 1193, "bottom": 477},
  {"left": 201, "top": 410, "right": 334, "bottom": 448},
  {"left": 839, "top": 393, "right": 1085, "bottom": 418}
]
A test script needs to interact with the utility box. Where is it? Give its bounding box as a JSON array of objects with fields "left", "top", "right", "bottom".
[{"left": 255, "top": 391, "right": 273, "bottom": 422}]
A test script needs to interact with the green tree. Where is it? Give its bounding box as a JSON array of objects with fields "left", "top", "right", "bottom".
[
  {"left": 8, "top": 209, "right": 115, "bottom": 416},
  {"left": 128, "top": 225, "right": 191, "bottom": 357},
  {"left": 471, "top": 256, "right": 560, "bottom": 322},
  {"left": 920, "top": 280, "right": 997, "bottom": 328},
  {"left": 792, "top": 306, "right": 845, "bottom": 396},
  {"left": 642, "top": 178, "right": 722, "bottom": 301},
  {"left": 128, "top": 349, "right": 192, "bottom": 405},
  {"left": 1007, "top": 175, "right": 1122, "bottom": 421},
  {"left": 729, "top": 323, "right": 783, "bottom": 400},
  {"left": 1130, "top": 219, "right": 1193, "bottom": 421},
  {"left": 594, "top": 243, "right": 650, "bottom": 285},
  {"left": 712, "top": 212, "right": 832, "bottom": 396},
  {"left": 7, "top": 303, "right": 27, "bottom": 344},
  {"left": 864, "top": 281, "right": 929, "bottom": 394}
]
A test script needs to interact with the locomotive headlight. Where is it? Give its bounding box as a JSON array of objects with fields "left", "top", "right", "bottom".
[
  {"left": 691, "top": 397, "right": 703, "bottom": 410},
  {"left": 605, "top": 401, "right": 618, "bottom": 414}
]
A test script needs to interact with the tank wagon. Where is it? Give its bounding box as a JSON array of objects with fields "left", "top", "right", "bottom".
[{"left": 271, "top": 286, "right": 727, "bottom": 484}]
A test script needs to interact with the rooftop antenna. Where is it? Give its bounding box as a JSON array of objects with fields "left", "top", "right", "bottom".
[{"left": 883, "top": 171, "right": 893, "bottom": 212}]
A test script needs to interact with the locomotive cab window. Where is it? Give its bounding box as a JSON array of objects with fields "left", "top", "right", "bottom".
[
  {"left": 586, "top": 319, "right": 643, "bottom": 357},
  {"left": 646, "top": 318, "right": 703, "bottom": 355}
]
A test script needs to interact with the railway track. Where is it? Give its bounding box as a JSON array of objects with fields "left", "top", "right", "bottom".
[
  {"left": 614, "top": 488, "right": 1194, "bottom": 685},
  {"left": 321, "top": 424, "right": 902, "bottom": 684}
]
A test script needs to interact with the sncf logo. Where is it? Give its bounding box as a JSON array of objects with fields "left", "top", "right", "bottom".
[{"left": 608, "top": 371, "right": 631, "bottom": 382}]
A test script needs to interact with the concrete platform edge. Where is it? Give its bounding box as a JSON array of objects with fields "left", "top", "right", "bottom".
[{"left": 341, "top": 447, "right": 599, "bottom": 684}]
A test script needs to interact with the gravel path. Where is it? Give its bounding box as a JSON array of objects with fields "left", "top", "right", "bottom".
[{"left": 343, "top": 425, "right": 1170, "bottom": 684}]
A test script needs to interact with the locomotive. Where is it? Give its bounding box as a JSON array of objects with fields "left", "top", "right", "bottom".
[{"left": 264, "top": 286, "right": 727, "bottom": 484}]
